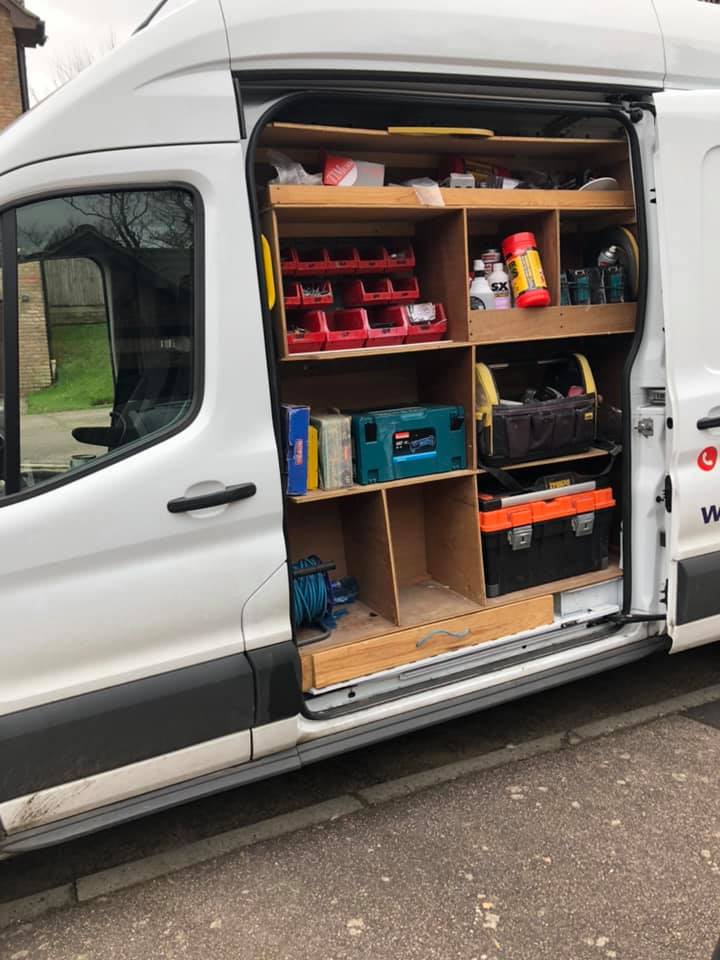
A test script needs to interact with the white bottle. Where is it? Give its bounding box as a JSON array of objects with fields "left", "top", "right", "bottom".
[
  {"left": 469, "top": 260, "right": 496, "bottom": 311},
  {"left": 488, "top": 261, "right": 511, "bottom": 310}
]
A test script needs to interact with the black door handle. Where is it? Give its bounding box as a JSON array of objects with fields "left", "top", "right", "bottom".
[
  {"left": 167, "top": 482, "right": 257, "bottom": 514},
  {"left": 697, "top": 417, "right": 720, "bottom": 430}
]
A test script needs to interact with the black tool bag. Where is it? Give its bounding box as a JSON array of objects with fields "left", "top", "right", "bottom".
[{"left": 476, "top": 354, "right": 598, "bottom": 466}]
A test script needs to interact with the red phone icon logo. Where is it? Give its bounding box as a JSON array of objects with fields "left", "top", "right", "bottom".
[{"left": 698, "top": 447, "right": 718, "bottom": 472}]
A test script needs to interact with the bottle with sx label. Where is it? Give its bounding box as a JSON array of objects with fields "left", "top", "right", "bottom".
[{"left": 488, "top": 260, "right": 512, "bottom": 310}]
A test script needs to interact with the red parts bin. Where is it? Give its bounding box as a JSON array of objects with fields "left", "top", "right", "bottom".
[
  {"left": 326, "top": 309, "right": 369, "bottom": 350},
  {"left": 390, "top": 276, "right": 421, "bottom": 302},
  {"left": 344, "top": 277, "right": 394, "bottom": 306},
  {"left": 283, "top": 281, "right": 302, "bottom": 309},
  {"left": 327, "top": 246, "right": 360, "bottom": 275},
  {"left": 296, "top": 247, "right": 333, "bottom": 275},
  {"left": 366, "top": 306, "right": 408, "bottom": 347},
  {"left": 300, "top": 280, "right": 333, "bottom": 307},
  {"left": 384, "top": 243, "right": 416, "bottom": 271},
  {"left": 355, "top": 245, "right": 389, "bottom": 274},
  {"left": 286, "top": 310, "right": 328, "bottom": 354},
  {"left": 405, "top": 303, "right": 448, "bottom": 344},
  {"left": 280, "top": 247, "right": 300, "bottom": 276}
]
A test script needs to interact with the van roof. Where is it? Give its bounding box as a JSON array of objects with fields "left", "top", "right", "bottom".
[{"left": 2, "top": 0, "right": 720, "bottom": 179}]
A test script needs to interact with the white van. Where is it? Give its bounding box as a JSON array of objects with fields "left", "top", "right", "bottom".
[{"left": 0, "top": 0, "right": 718, "bottom": 854}]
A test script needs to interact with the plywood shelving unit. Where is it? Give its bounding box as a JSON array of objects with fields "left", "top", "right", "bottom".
[{"left": 260, "top": 124, "right": 632, "bottom": 691}]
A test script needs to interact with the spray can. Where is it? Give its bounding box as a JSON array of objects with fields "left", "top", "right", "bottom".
[
  {"left": 488, "top": 261, "right": 512, "bottom": 310},
  {"left": 469, "top": 260, "right": 496, "bottom": 311},
  {"left": 597, "top": 244, "right": 620, "bottom": 269},
  {"left": 501, "top": 232, "right": 551, "bottom": 308}
]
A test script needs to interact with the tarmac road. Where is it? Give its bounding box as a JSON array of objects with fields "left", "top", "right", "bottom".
[{"left": 1, "top": 642, "right": 719, "bottom": 914}]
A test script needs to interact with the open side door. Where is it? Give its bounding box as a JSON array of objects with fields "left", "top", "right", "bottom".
[{"left": 655, "top": 89, "right": 720, "bottom": 651}]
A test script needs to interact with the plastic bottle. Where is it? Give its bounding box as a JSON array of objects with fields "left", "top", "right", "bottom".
[
  {"left": 488, "top": 261, "right": 512, "bottom": 310},
  {"left": 481, "top": 248, "right": 502, "bottom": 276},
  {"left": 501, "top": 232, "right": 551, "bottom": 308},
  {"left": 469, "top": 260, "right": 496, "bottom": 311}
]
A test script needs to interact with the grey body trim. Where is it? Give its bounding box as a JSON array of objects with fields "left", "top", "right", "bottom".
[{"left": 0, "top": 632, "right": 667, "bottom": 855}]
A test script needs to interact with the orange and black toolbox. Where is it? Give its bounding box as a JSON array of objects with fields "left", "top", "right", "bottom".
[{"left": 479, "top": 481, "right": 615, "bottom": 597}]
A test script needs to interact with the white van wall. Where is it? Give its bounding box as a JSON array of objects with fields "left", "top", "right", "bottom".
[{"left": 221, "top": 0, "right": 665, "bottom": 90}]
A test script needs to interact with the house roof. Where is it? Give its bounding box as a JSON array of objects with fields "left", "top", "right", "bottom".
[{"left": 0, "top": 0, "right": 45, "bottom": 47}]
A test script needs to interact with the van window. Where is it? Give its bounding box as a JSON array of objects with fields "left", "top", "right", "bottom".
[{"left": 6, "top": 188, "right": 196, "bottom": 493}]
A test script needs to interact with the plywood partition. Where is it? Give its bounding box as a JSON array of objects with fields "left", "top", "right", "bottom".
[
  {"left": 286, "top": 492, "right": 399, "bottom": 624},
  {"left": 386, "top": 476, "right": 485, "bottom": 623},
  {"left": 424, "top": 476, "right": 485, "bottom": 605},
  {"left": 416, "top": 345, "right": 476, "bottom": 469},
  {"left": 415, "top": 209, "right": 469, "bottom": 342}
]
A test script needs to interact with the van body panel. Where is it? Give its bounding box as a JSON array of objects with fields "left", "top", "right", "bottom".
[
  {"left": 0, "top": 146, "right": 284, "bottom": 735},
  {"left": 654, "top": 88, "right": 720, "bottom": 650},
  {"left": 220, "top": 0, "right": 665, "bottom": 90},
  {"left": 652, "top": 0, "right": 720, "bottom": 91},
  {"left": 0, "top": 0, "right": 237, "bottom": 179}
]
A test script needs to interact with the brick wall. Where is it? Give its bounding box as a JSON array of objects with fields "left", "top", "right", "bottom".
[
  {"left": 1, "top": 14, "right": 51, "bottom": 396},
  {"left": 18, "top": 262, "right": 51, "bottom": 395},
  {"left": 0, "top": 7, "right": 22, "bottom": 131}
]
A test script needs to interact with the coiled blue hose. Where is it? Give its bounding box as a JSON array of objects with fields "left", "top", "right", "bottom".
[{"left": 292, "top": 556, "right": 330, "bottom": 627}]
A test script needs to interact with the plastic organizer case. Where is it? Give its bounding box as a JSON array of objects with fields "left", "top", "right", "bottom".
[{"left": 479, "top": 482, "right": 615, "bottom": 597}]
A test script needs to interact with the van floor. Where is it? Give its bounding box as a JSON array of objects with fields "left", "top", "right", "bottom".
[{"left": 299, "top": 562, "right": 622, "bottom": 693}]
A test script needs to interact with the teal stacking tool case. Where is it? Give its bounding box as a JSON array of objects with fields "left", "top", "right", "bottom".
[{"left": 352, "top": 405, "right": 466, "bottom": 484}]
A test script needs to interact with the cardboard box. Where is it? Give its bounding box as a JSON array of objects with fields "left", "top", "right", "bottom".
[
  {"left": 323, "top": 155, "right": 385, "bottom": 187},
  {"left": 281, "top": 404, "right": 310, "bottom": 495},
  {"left": 311, "top": 413, "right": 353, "bottom": 489}
]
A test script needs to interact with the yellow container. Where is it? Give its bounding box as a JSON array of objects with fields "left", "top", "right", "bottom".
[{"left": 307, "top": 424, "right": 319, "bottom": 491}]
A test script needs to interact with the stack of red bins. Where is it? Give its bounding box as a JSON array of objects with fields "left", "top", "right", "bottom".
[{"left": 280, "top": 242, "right": 448, "bottom": 354}]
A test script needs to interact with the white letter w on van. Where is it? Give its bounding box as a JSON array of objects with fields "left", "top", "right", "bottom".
[{"left": 701, "top": 504, "right": 720, "bottom": 524}]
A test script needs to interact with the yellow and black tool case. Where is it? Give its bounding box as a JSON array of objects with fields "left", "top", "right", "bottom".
[{"left": 476, "top": 353, "right": 597, "bottom": 466}]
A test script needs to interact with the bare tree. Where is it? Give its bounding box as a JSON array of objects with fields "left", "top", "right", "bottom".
[{"left": 32, "top": 28, "right": 118, "bottom": 101}]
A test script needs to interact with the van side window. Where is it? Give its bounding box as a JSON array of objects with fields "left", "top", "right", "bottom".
[{"left": 4, "top": 188, "right": 196, "bottom": 494}]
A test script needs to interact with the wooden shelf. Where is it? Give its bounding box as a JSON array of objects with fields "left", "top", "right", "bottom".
[
  {"left": 469, "top": 303, "right": 635, "bottom": 344},
  {"left": 268, "top": 185, "right": 635, "bottom": 214},
  {"left": 484, "top": 562, "right": 622, "bottom": 608},
  {"left": 280, "top": 339, "right": 468, "bottom": 363},
  {"left": 289, "top": 469, "right": 477, "bottom": 504},
  {"left": 477, "top": 447, "right": 611, "bottom": 475},
  {"left": 259, "top": 123, "right": 629, "bottom": 165}
]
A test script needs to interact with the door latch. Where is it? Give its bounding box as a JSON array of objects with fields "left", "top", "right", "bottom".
[{"left": 636, "top": 417, "right": 654, "bottom": 437}]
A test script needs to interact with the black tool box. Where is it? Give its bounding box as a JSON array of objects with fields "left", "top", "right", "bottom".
[
  {"left": 479, "top": 481, "right": 615, "bottom": 597},
  {"left": 476, "top": 354, "right": 597, "bottom": 465}
]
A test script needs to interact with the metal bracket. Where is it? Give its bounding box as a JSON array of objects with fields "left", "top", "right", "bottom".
[
  {"left": 508, "top": 525, "right": 532, "bottom": 551},
  {"left": 636, "top": 417, "right": 654, "bottom": 438},
  {"left": 572, "top": 512, "right": 595, "bottom": 537}
]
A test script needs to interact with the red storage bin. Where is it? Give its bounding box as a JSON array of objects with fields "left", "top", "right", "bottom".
[
  {"left": 344, "top": 277, "right": 394, "bottom": 306},
  {"left": 300, "top": 280, "right": 333, "bottom": 307},
  {"left": 327, "top": 246, "right": 360, "bottom": 275},
  {"left": 390, "top": 276, "right": 421, "bottom": 302},
  {"left": 286, "top": 310, "right": 328, "bottom": 354},
  {"left": 366, "top": 306, "right": 408, "bottom": 347},
  {"left": 280, "top": 246, "right": 300, "bottom": 276},
  {"left": 405, "top": 303, "right": 448, "bottom": 344},
  {"left": 326, "top": 309, "right": 369, "bottom": 350},
  {"left": 296, "top": 247, "right": 333, "bottom": 275},
  {"left": 384, "top": 243, "right": 416, "bottom": 271},
  {"left": 283, "top": 280, "right": 302, "bottom": 309},
  {"left": 355, "top": 244, "right": 388, "bottom": 274}
]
